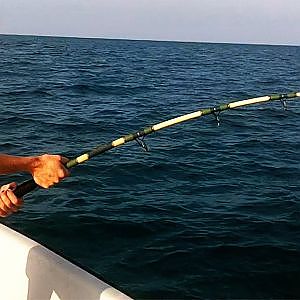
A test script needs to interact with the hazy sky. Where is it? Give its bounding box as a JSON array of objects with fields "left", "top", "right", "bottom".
[{"left": 1, "top": 0, "right": 299, "bottom": 45}]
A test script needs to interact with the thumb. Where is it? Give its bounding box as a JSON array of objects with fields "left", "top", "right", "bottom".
[{"left": 8, "top": 182, "right": 17, "bottom": 191}]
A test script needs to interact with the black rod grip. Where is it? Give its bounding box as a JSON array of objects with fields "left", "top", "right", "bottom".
[{"left": 14, "top": 179, "right": 38, "bottom": 198}]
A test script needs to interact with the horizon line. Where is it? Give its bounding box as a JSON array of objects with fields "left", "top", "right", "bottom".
[{"left": 1, "top": 33, "right": 299, "bottom": 48}]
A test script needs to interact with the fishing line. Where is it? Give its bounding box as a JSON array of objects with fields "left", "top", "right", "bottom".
[{"left": 15, "top": 92, "right": 300, "bottom": 198}]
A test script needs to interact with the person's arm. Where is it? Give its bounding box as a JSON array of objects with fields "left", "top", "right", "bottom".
[
  {"left": 0, "top": 153, "right": 70, "bottom": 217},
  {"left": 0, "top": 153, "right": 69, "bottom": 188}
]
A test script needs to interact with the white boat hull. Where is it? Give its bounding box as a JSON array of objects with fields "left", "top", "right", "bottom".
[{"left": 0, "top": 224, "right": 131, "bottom": 300}]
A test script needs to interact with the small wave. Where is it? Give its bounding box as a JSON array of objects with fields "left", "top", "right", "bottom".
[
  {"left": 62, "top": 83, "right": 151, "bottom": 96},
  {"left": 209, "top": 244, "right": 300, "bottom": 258},
  {"left": 1, "top": 88, "right": 53, "bottom": 97}
]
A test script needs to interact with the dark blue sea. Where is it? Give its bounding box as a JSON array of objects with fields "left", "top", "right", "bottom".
[{"left": 1, "top": 34, "right": 300, "bottom": 299}]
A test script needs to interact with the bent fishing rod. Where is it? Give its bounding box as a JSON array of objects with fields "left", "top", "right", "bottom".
[{"left": 15, "top": 91, "right": 300, "bottom": 198}]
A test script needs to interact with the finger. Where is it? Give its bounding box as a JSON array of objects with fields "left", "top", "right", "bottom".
[
  {"left": 0, "top": 208, "right": 9, "bottom": 217},
  {"left": 33, "top": 176, "right": 52, "bottom": 189},
  {"left": 0, "top": 184, "right": 10, "bottom": 193},
  {"left": 58, "top": 167, "right": 70, "bottom": 179},
  {"left": 60, "top": 156, "right": 69, "bottom": 165},
  {"left": 6, "top": 183, "right": 22, "bottom": 206},
  {"left": 6, "top": 189, "right": 23, "bottom": 207},
  {"left": 0, "top": 193, "right": 10, "bottom": 213},
  {"left": 38, "top": 181, "right": 51, "bottom": 189},
  {"left": 0, "top": 191, "right": 18, "bottom": 212}
]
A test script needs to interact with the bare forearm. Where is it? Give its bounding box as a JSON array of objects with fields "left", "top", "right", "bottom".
[
  {"left": 0, "top": 153, "right": 69, "bottom": 188},
  {"left": 0, "top": 154, "right": 36, "bottom": 175}
]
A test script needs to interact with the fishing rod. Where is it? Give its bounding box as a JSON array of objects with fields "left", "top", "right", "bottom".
[{"left": 15, "top": 91, "right": 300, "bottom": 198}]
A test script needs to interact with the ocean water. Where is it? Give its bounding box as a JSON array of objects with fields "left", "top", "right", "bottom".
[{"left": 0, "top": 34, "right": 300, "bottom": 299}]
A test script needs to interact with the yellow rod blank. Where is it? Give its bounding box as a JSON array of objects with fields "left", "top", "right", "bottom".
[
  {"left": 228, "top": 96, "right": 271, "bottom": 109},
  {"left": 152, "top": 111, "right": 203, "bottom": 131},
  {"left": 112, "top": 137, "right": 126, "bottom": 147}
]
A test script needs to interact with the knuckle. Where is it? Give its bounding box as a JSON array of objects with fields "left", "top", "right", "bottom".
[
  {"left": 53, "top": 155, "right": 61, "bottom": 161},
  {"left": 40, "top": 183, "right": 49, "bottom": 189}
]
